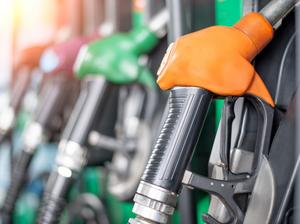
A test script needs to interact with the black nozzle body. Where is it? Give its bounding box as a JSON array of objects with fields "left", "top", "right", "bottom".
[
  {"left": 61, "top": 78, "right": 112, "bottom": 146},
  {"left": 142, "top": 87, "right": 212, "bottom": 193},
  {"left": 37, "top": 79, "right": 112, "bottom": 224}
]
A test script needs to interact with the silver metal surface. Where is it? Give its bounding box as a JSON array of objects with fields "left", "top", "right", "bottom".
[
  {"left": 276, "top": 154, "right": 300, "bottom": 223},
  {"left": 230, "top": 148, "right": 254, "bottom": 174},
  {"left": 0, "top": 106, "right": 15, "bottom": 135},
  {"left": 205, "top": 164, "right": 232, "bottom": 223},
  {"left": 57, "top": 166, "right": 73, "bottom": 178},
  {"left": 130, "top": 182, "right": 177, "bottom": 224},
  {"left": 209, "top": 195, "right": 232, "bottom": 223},
  {"left": 145, "top": 0, "right": 166, "bottom": 23},
  {"left": 260, "top": 0, "right": 300, "bottom": 26},
  {"left": 128, "top": 217, "right": 156, "bottom": 224},
  {"left": 136, "top": 182, "right": 177, "bottom": 206},
  {"left": 166, "top": 0, "right": 187, "bottom": 41},
  {"left": 182, "top": 170, "right": 193, "bottom": 185},
  {"left": 207, "top": 121, "right": 232, "bottom": 223},
  {"left": 99, "top": 0, "right": 117, "bottom": 36},
  {"left": 207, "top": 98, "right": 253, "bottom": 223},
  {"left": 23, "top": 122, "right": 44, "bottom": 153},
  {"left": 149, "top": 8, "right": 169, "bottom": 38},
  {"left": 244, "top": 156, "right": 275, "bottom": 224},
  {"left": 133, "top": 194, "right": 175, "bottom": 215},
  {"left": 88, "top": 131, "right": 123, "bottom": 151},
  {"left": 108, "top": 122, "right": 152, "bottom": 200},
  {"left": 55, "top": 140, "right": 87, "bottom": 172},
  {"left": 108, "top": 84, "right": 157, "bottom": 200},
  {"left": 243, "top": 0, "right": 259, "bottom": 14},
  {"left": 132, "top": 203, "right": 169, "bottom": 224}
]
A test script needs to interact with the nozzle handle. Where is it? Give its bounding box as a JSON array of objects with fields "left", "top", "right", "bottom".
[
  {"left": 34, "top": 75, "right": 76, "bottom": 127},
  {"left": 61, "top": 78, "right": 111, "bottom": 146},
  {"left": 141, "top": 87, "right": 212, "bottom": 193}
]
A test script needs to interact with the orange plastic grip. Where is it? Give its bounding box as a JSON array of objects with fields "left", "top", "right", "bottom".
[
  {"left": 157, "top": 13, "right": 275, "bottom": 107},
  {"left": 15, "top": 43, "right": 52, "bottom": 70}
]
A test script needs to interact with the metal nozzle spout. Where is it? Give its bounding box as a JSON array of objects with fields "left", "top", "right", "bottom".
[
  {"left": 260, "top": 0, "right": 300, "bottom": 26},
  {"left": 149, "top": 8, "right": 169, "bottom": 38}
]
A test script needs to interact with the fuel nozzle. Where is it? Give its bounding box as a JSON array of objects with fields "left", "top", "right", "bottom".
[
  {"left": 37, "top": 140, "right": 87, "bottom": 224},
  {"left": 74, "top": 8, "right": 168, "bottom": 88},
  {"left": 129, "top": 0, "right": 298, "bottom": 223},
  {"left": 37, "top": 77, "right": 112, "bottom": 224},
  {"left": 0, "top": 36, "right": 90, "bottom": 222},
  {"left": 0, "top": 107, "right": 15, "bottom": 142},
  {"left": 0, "top": 44, "right": 50, "bottom": 143},
  {"left": 40, "top": 34, "right": 100, "bottom": 77},
  {"left": 37, "top": 6, "right": 169, "bottom": 224}
]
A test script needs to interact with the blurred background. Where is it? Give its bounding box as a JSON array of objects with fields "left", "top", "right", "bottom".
[
  {"left": 0, "top": 0, "right": 298, "bottom": 224},
  {"left": 0, "top": 0, "right": 56, "bottom": 89}
]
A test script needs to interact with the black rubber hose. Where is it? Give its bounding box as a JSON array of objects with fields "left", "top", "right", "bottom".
[
  {"left": 38, "top": 79, "right": 111, "bottom": 224},
  {"left": 37, "top": 171, "right": 75, "bottom": 224},
  {"left": 66, "top": 193, "right": 110, "bottom": 224},
  {"left": 1, "top": 150, "right": 33, "bottom": 223},
  {"left": 37, "top": 194, "right": 66, "bottom": 224}
]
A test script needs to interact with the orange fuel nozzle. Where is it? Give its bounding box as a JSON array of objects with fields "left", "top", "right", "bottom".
[
  {"left": 157, "top": 12, "right": 275, "bottom": 107},
  {"left": 14, "top": 43, "right": 52, "bottom": 70}
]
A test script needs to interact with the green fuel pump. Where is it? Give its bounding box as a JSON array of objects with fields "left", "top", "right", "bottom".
[
  {"left": 74, "top": 5, "right": 169, "bottom": 202},
  {"left": 75, "top": 14, "right": 167, "bottom": 88}
]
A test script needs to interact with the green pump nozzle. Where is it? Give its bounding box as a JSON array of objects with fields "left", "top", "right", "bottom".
[{"left": 74, "top": 8, "right": 169, "bottom": 89}]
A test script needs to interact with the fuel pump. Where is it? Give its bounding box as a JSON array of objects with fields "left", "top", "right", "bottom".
[
  {"left": 206, "top": 1, "right": 299, "bottom": 223},
  {"left": 36, "top": 1, "right": 129, "bottom": 223},
  {"left": 0, "top": 37, "right": 87, "bottom": 223},
  {"left": 76, "top": 8, "right": 169, "bottom": 203},
  {"left": 129, "top": 0, "right": 299, "bottom": 224},
  {"left": 0, "top": 44, "right": 50, "bottom": 143},
  {"left": 164, "top": 1, "right": 215, "bottom": 223},
  {"left": 104, "top": 4, "right": 168, "bottom": 200},
  {"left": 36, "top": 4, "right": 168, "bottom": 223}
]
